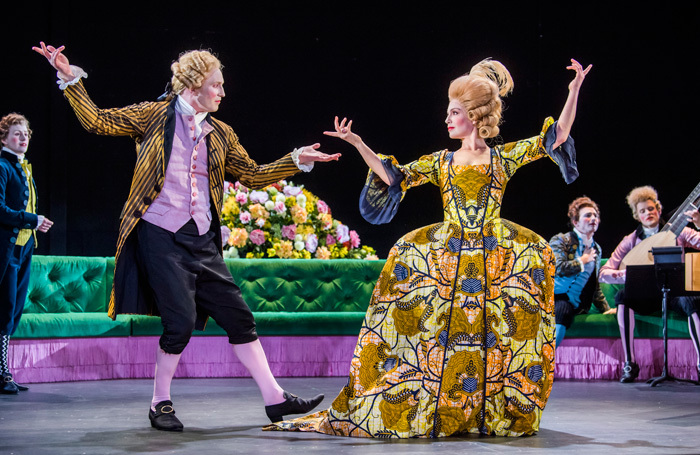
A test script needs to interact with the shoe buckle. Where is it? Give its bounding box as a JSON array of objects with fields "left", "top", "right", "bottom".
[{"left": 160, "top": 405, "right": 175, "bottom": 414}]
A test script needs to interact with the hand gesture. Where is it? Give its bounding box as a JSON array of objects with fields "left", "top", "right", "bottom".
[
  {"left": 579, "top": 246, "right": 597, "bottom": 265},
  {"left": 567, "top": 58, "right": 592, "bottom": 93},
  {"left": 31, "top": 42, "right": 74, "bottom": 79},
  {"left": 37, "top": 217, "right": 54, "bottom": 233},
  {"left": 324, "top": 116, "right": 360, "bottom": 146},
  {"left": 296, "top": 143, "right": 341, "bottom": 164}
]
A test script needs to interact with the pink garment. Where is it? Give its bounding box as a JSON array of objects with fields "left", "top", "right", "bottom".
[
  {"left": 599, "top": 226, "right": 700, "bottom": 284},
  {"left": 142, "top": 113, "right": 214, "bottom": 235}
]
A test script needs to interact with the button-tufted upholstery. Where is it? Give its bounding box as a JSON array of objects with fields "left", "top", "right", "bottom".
[
  {"left": 14, "top": 256, "right": 386, "bottom": 339},
  {"left": 12, "top": 256, "right": 691, "bottom": 339}
]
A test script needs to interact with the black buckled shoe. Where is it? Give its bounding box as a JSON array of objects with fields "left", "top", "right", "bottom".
[
  {"left": 1, "top": 375, "right": 19, "bottom": 395},
  {"left": 265, "top": 391, "right": 324, "bottom": 423},
  {"left": 620, "top": 361, "right": 640, "bottom": 383},
  {"left": 148, "top": 400, "right": 184, "bottom": 431},
  {"left": 11, "top": 380, "right": 28, "bottom": 391}
]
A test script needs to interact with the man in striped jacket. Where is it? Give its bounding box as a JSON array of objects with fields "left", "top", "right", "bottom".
[{"left": 34, "top": 42, "right": 339, "bottom": 431}]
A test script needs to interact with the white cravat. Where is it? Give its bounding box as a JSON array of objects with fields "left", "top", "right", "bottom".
[
  {"left": 175, "top": 96, "right": 208, "bottom": 138},
  {"left": 643, "top": 225, "right": 659, "bottom": 238},
  {"left": 1, "top": 147, "right": 44, "bottom": 228},
  {"left": 2, "top": 146, "right": 25, "bottom": 163}
]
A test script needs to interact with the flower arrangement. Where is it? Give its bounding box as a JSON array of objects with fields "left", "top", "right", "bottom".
[{"left": 220, "top": 180, "right": 378, "bottom": 260}]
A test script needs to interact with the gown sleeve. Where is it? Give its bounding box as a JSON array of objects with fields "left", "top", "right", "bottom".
[
  {"left": 498, "top": 116, "right": 579, "bottom": 184},
  {"left": 359, "top": 151, "right": 441, "bottom": 225}
]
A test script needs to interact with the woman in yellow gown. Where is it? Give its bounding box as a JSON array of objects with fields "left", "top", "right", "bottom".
[{"left": 267, "top": 58, "right": 591, "bottom": 438}]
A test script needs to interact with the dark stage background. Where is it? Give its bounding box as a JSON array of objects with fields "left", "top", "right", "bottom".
[{"left": 4, "top": 3, "right": 698, "bottom": 259}]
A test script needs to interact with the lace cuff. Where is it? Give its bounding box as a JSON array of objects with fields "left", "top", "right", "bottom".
[
  {"left": 57, "top": 65, "right": 88, "bottom": 90},
  {"left": 291, "top": 147, "right": 314, "bottom": 172}
]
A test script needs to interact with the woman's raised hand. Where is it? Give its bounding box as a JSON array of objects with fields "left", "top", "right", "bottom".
[
  {"left": 32, "top": 42, "right": 74, "bottom": 79},
  {"left": 324, "top": 116, "right": 360, "bottom": 146},
  {"left": 567, "top": 58, "right": 592, "bottom": 93}
]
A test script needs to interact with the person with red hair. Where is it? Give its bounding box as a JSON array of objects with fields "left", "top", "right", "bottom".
[{"left": 0, "top": 113, "right": 53, "bottom": 394}]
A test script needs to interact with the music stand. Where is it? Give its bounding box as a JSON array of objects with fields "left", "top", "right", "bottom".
[{"left": 647, "top": 246, "right": 700, "bottom": 386}]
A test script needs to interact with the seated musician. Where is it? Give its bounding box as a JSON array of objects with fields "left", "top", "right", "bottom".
[
  {"left": 550, "top": 197, "right": 615, "bottom": 348},
  {"left": 599, "top": 185, "right": 700, "bottom": 382}
]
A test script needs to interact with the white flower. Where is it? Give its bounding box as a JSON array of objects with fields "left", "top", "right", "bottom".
[
  {"left": 294, "top": 241, "right": 305, "bottom": 251},
  {"left": 264, "top": 200, "right": 275, "bottom": 211},
  {"left": 275, "top": 194, "right": 286, "bottom": 203},
  {"left": 296, "top": 194, "right": 307, "bottom": 206}
]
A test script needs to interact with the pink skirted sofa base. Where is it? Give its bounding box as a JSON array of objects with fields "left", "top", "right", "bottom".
[{"left": 10, "top": 335, "right": 698, "bottom": 384}]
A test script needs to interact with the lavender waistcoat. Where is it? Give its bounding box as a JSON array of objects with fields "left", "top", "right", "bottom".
[{"left": 142, "top": 112, "right": 213, "bottom": 234}]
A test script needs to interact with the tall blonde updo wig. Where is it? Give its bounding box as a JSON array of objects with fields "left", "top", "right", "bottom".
[
  {"left": 169, "top": 50, "right": 222, "bottom": 97},
  {"left": 448, "top": 59, "right": 514, "bottom": 139},
  {"left": 626, "top": 185, "right": 663, "bottom": 221}
]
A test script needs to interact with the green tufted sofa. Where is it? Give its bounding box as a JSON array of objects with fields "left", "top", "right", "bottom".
[
  {"left": 15, "top": 256, "right": 691, "bottom": 340},
  {"left": 10, "top": 255, "right": 698, "bottom": 383},
  {"left": 16, "top": 256, "right": 384, "bottom": 339}
]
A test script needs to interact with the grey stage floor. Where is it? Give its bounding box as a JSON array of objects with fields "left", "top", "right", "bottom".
[{"left": 1, "top": 377, "right": 699, "bottom": 455}]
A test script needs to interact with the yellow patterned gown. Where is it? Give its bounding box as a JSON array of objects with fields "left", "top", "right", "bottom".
[{"left": 266, "top": 118, "right": 576, "bottom": 438}]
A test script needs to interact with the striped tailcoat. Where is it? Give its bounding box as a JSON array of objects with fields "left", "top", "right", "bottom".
[{"left": 63, "top": 80, "right": 301, "bottom": 326}]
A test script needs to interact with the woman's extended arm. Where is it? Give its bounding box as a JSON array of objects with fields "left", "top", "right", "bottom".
[
  {"left": 553, "top": 59, "right": 592, "bottom": 149},
  {"left": 324, "top": 116, "right": 391, "bottom": 185}
]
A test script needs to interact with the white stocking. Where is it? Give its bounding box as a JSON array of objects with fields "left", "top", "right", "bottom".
[
  {"left": 152, "top": 348, "right": 182, "bottom": 410},
  {"left": 232, "top": 340, "right": 284, "bottom": 405}
]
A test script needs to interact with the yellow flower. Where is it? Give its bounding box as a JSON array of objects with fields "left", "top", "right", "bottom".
[
  {"left": 222, "top": 197, "right": 240, "bottom": 217},
  {"left": 228, "top": 228, "right": 249, "bottom": 248},
  {"left": 297, "top": 225, "right": 314, "bottom": 237},
  {"left": 246, "top": 252, "right": 254, "bottom": 259},
  {"left": 249, "top": 203, "right": 269, "bottom": 220},
  {"left": 315, "top": 246, "right": 331, "bottom": 260},
  {"left": 276, "top": 240, "right": 294, "bottom": 259},
  {"left": 291, "top": 205, "right": 308, "bottom": 224},
  {"left": 266, "top": 248, "right": 277, "bottom": 258},
  {"left": 319, "top": 213, "right": 333, "bottom": 229}
]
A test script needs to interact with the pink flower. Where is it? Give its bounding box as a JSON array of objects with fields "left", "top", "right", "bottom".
[
  {"left": 305, "top": 233, "right": 318, "bottom": 253},
  {"left": 336, "top": 224, "right": 350, "bottom": 243},
  {"left": 349, "top": 230, "right": 361, "bottom": 248},
  {"left": 235, "top": 192, "right": 248, "bottom": 204},
  {"left": 316, "top": 200, "right": 330, "bottom": 214},
  {"left": 326, "top": 234, "right": 336, "bottom": 246},
  {"left": 283, "top": 185, "right": 303, "bottom": 197},
  {"left": 249, "top": 229, "right": 266, "bottom": 246},
  {"left": 249, "top": 190, "right": 269, "bottom": 204},
  {"left": 274, "top": 201, "right": 287, "bottom": 214},
  {"left": 281, "top": 224, "right": 297, "bottom": 241},
  {"left": 239, "top": 211, "right": 251, "bottom": 224}
]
